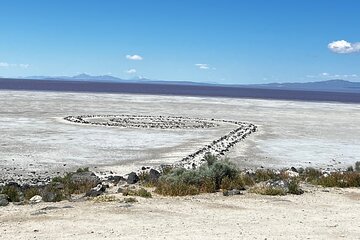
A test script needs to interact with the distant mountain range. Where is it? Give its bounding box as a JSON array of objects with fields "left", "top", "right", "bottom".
[
  {"left": 10, "top": 74, "right": 360, "bottom": 93},
  {"left": 23, "top": 74, "right": 210, "bottom": 86},
  {"left": 243, "top": 79, "right": 360, "bottom": 93}
]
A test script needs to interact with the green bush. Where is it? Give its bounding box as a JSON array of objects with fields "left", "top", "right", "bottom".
[
  {"left": 42, "top": 183, "right": 66, "bottom": 202},
  {"left": 137, "top": 188, "right": 152, "bottom": 198},
  {"left": 155, "top": 155, "right": 245, "bottom": 196},
  {"left": 76, "top": 167, "right": 90, "bottom": 173},
  {"left": 1, "top": 186, "right": 20, "bottom": 202},
  {"left": 42, "top": 170, "right": 98, "bottom": 202},
  {"left": 161, "top": 165, "right": 174, "bottom": 175},
  {"left": 51, "top": 172, "right": 96, "bottom": 196},
  {"left": 207, "top": 160, "right": 238, "bottom": 189},
  {"left": 300, "top": 168, "right": 322, "bottom": 183},
  {"left": 24, "top": 187, "right": 40, "bottom": 200},
  {"left": 220, "top": 174, "right": 245, "bottom": 190},
  {"left": 254, "top": 169, "right": 278, "bottom": 182},
  {"left": 287, "top": 180, "right": 303, "bottom": 195},
  {"left": 204, "top": 153, "right": 217, "bottom": 166},
  {"left": 242, "top": 173, "right": 256, "bottom": 186},
  {"left": 139, "top": 171, "right": 151, "bottom": 183}
]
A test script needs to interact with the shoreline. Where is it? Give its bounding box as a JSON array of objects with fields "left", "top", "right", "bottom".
[{"left": 2, "top": 79, "right": 360, "bottom": 104}]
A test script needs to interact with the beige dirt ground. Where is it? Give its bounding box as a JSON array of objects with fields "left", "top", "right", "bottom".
[{"left": 1, "top": 185, "right": 360, "bottom": 240}]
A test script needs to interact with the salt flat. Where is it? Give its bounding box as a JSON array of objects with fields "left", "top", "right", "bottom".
[{"left": 1, "top": 90, "right": 360, "bottom": 181}]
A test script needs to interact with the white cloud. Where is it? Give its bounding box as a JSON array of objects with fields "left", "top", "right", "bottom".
[
  {"left": 328, "top": 40, "right": 360, "bottom": 54},
  {"left": 0, "top": 62, "right": 29, "bottom": 68},
  {"left": 0, "top": 62, "right": 10, "bottom": 67},
  {"left": 307, "top": 72, "right": 359, "bottom": 79},
  {"left": 126, "top": 54, "right": 143, "bottom": 60},
  {"left": 126, "top": 68, "right": 137, "bottom": 74},
  {"left": 195, "top": 63, "right": 209, "bottom": 70},
  {"left": 19, "top": 64, "right": 29, "bottom": 68}
]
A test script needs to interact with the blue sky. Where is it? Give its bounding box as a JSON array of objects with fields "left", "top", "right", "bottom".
[{"left": 0, "top": 0, "right": 359, "bottom": 84}]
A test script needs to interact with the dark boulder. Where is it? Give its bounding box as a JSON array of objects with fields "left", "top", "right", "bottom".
[
  {"left": 42, "top": 191, "right": 60, "bottom": 202},
  {"left": 149, "top": 169, "right": 161, "bottom": 182},
  {"left": 70, "top": 171, "right": 100, "bottom": 186},
  {"left": 107, "top": 175, "right": 125, "bottom": 184},
  {"left": 0, "top": 194, "right": 9, "bottom": 206},
  {"left": 126, "top": 172, "right": 139, "bottom": 184}
]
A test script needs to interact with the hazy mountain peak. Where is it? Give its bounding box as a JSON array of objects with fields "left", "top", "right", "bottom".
[{"left": 73, "top": 73, "right": 92, "bottom": 78}]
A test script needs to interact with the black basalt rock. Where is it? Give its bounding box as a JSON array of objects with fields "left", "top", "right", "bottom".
[
  {"left": 149, "top": 169, "right": 161, "bottom": 182},
  {"left": 126, "top": 172, "right": 139, "bottom": 184}
]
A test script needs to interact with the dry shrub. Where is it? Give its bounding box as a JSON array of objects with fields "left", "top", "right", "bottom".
[
  {"left": 24, "top": 187, "right": 40, "bottom": 200},
  {"left": 123, "top": 188, "right": 152, "bottom": 198},
  {"left": 93, "top": 195, "right": 116, "bottom": 203},
  {"left": 250, "top": 186, "right": 287, "bottom": 196},
  {"left": 220, "top": 174, "right": 246, "bottom": 190},
  {"left": 300, "top": 167, "right": 322, "bottom": 183},
  {"left": 124, "top": 197, "right": 138, "bottom": 203},
  {"left": 315, "top": 172, "right": 360, "bottom": 188},
  {"left": 287, "top": 180, "right": 303, "bottom": 195},
  {"left": 155, "top": 182, "right": 199, "bottom": 196},
  {"left": 254, "top": 169, "right": 278, "bottom": 182}
]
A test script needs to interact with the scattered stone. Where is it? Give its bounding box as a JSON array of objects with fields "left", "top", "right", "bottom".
[
  {"left": 223, "top": 189, "right": 242, "bottom": 196},
  {"left": 290, "top": 167, "right": 298, "bottom": 173},
  {"left": 40, "top": 206, "right": 60, "bottom": 211},
  {"left": 85, "top": 184, "right": 106, "bottom": 197},
  {"left": 285, "top": 170, "right": 299, "bottom": 178},
  {"left": 118, "top": 203, "right": 133, "bottom": 208},
  {"left": 127, "top": 172, "right": 139, "bottom": 184},
  {"left": 62, "top": 205, "right": 74, "bottom": 209},
  {"left": 31, "top": 211, "right": 47, "bottom": 216},
  {"left": 29, "top": 195, "right": 42, "bottom": 204},
  {"left": 107, "top": 175, "right": 125, "bottom": 184},
  {"left": 266, "top": 180, "right": 289, "bottom": 190}
]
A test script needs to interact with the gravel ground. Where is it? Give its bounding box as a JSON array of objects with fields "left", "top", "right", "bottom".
[{"left": 1, "top": 185, "right": 359, "bottom": 240}]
